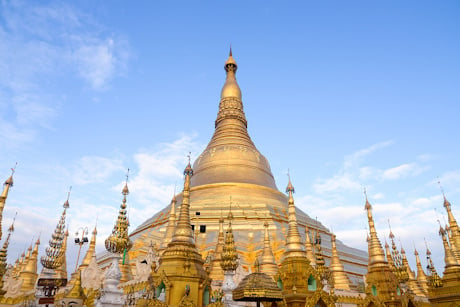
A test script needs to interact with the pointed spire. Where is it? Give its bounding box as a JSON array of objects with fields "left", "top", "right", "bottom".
[
  {"left": 79, "top": 226, "right": 97, "bottom": 271},
  {"left": 438, "top": 224, "right": 460, "bottom": 272},
  {"left": 304, "top": 225, "right": 316, "bottom": 266},
  {"left": 209, "top": 210, "right": 225, "bottom": 281},
  {"left": 220, "top": 47, "right": 241, "bottom": 100},
  {"left": 426, "top": 243, "right": 442, "bottom": 287},
  {"left": 439, "top": 188, "right": 460, "bottom": 262},
  {"left": 414, "top": 248, "right": 429, "bottom": 294},
  {"left": 170, "top": 156, "right": 195, "bottom": 246},
  {"left": 259, "top": 220, "right": 278, "bottom": 278},
  {"left": 20, "top": 235, "right": 40, "bottom": 291},
  {"left": 329, "top": 233, "right": 351, "bottom": 290},
  {"left": 161, "top": 190, "right": 177, "bottom": 249},
  {"left": 0, "top": 215, "right": 16, "bottom": 290},
  {"left": 41, "top": 188, "right": 71, "bottom": 269},
  {"left": 0, "top": 164, "right": 16, "bottom": 240},
  {"left": 105, "top": 170, "right": 133, "bottom": 254},
  {"left": 221, "top": 202, "right": 238, "bottom": 272},
  {"left": 283, "top": 175, "right": 305, "bottom": 258},
  {"left": 387, "top": 222, "right": 408, "bottom": 282},
  {"left": 363, "top": 191, "right": 386, "bottom": 266},
  {"left": 385, "top": 240, "right": 395, "bottom": 270}
]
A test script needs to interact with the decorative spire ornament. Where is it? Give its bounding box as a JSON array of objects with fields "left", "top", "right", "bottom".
[
  {"left": 0, "top": 164, "right": 16, "bottom": 240},
  {"left": 40, "top": 188, "right": 71, "bottom": 270},
  {"left": 221, "top": 200, "right": 238, "bottom": 272},
  {"left": 283, "top": 174, "right": 305, "bottom": 258},
  {"left": 105, "top": 170, "right": 132, "bottom": 255},
  {"left": 0, "top": 215, "right": 16, "bottom": 293}
]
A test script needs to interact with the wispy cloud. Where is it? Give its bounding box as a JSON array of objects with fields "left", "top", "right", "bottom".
[
  {"left": 0, "top": 1, "right": 130, "bottom": 150},
  {"left": 313, "top": 140, "right": 393, "bottom": 194},
  {"left": 381, "top": 163, "right": 428, "bottom": 181}
]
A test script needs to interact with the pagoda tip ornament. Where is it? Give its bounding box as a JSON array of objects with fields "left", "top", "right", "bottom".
[
  {"left": 105, "top": 170, "right": 132, "bottom": 254},
  {"left": 40, "top": 188, "right": 71, "bottom": 269}
]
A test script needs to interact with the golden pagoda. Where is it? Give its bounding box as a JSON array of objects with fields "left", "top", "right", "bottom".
[{"left": 128, "top": 49, "right": 368, "bottom": 290}]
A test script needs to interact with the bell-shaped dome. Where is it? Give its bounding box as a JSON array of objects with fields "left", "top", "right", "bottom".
[{"left": 191, "top": 50, "right": 277, "bottom": 190}]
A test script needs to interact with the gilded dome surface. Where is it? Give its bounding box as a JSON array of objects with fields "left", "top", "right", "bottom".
[{"left": 191, "top": 52, "right": 277, "bottom": 190}]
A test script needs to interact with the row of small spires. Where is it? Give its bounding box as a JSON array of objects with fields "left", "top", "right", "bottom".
[{"left": 0, "top": 160, "right": 459, "bottom": 297}]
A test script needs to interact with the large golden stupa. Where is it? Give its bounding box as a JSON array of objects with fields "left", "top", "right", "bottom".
[{"left": 128, "top": 50, "right": 368, "bottom": 286}]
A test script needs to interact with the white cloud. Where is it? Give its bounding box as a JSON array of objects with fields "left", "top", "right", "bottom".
[
  {"left": 73, "top": 37, "right": 129, "bottom": 90},
  {"left": 73, "top": 156, "right": 125, "bottom": 185},
  {"left": 313, "top": 141, "right": 393, "bottom": 194},
  {"left": 0, "top": 1, "right": 130, "bottom": 150},
  {"left": 381, "top": 163, "right": 428, "bottom": 181}
]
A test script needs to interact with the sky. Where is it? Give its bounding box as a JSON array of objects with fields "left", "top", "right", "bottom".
[{"left": 0, "top": 0, "right": 459, "bottom": 277}]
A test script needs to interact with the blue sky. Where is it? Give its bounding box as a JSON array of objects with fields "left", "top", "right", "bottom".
[{"left": 1, "top": 0, "right": 459, "bottom": 275}]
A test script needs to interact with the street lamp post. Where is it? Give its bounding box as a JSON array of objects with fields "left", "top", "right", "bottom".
[{"left": 74, "top": 227, "right": 89, "bottom": 272}]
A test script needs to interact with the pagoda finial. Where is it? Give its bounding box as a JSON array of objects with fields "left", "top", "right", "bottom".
[
  {"left": 438, "top": 222, "right": 459, "bottom": 270},
  {"left": 0, "top": 214, "right": 16, "bottom": 287},
  {"left": 105, "top": 171, "right": 132, "bottom": 254},
  {"left": 221, "top": 48, "right": 241, "bottom": 100},
  {"left": 329, "top": 232, "right": 351, "bottom": 290},
  {"left": 414, "top": 247, "right": 429, "bottom": 294},
  {"left": 283, "top": 175, "right": 305, "bottom": 258},
  {"left": 425, "top": 239, "right": 442, "bottom": 287},
  {"left": 161, "top": 189, "right": 179, "bottom": 249},
  {"left": 221, "top": 198, "right": 238, "bottom": 272},
  {"left": 363, "top": 194, "right": 386, "bottom": 266},
  {"left": 169, "top": 158, "right": 195, "bottom": 245},
  {"left": 40, "top": 190, "right": 71, "bottom": 269},
  {"left": 259, "top": 219, "right": 278, "bottom": 277},
  {"left": 0, "top": 164, "right": 18, "bottom": 240}
]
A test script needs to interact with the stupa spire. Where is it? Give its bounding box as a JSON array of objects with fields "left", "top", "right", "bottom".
[
  {"left": 439, "top": 224, "right": 460, "bottom": 271},
  {"left": 364, "top": 191, "right": 386, "bottom": 266},
  {"left": 426, "top": 243, "right": 442, "bottom": 287},
  {"left": 105, "top": 170, "right": 132, "bottom": 254},
  {"left": 329, "top": 233, "right": 351, "bottom": 290},
  {"left": 221, "top": 202, "right": 238, "bottom": 272},
  {"left": 441, "top": 194, "right": 460, "bottom": 262},
  {"left": 0, "top": 216, "right": 16, "bottom": 292},
  {"left": 414, "top": 248, "right": 429, "bottom": 294},
  {"left": 161, "top": 190, "right": 177, "bottom": 249},
  {"left": 20, "top": 237, "right": 40, "bottom": 291},
  {"left": 259, "top": 220, "right": 278, "bottom": 278},
  {"left": 283, "top": 175, "right": 305, "bottom": 258},
  {"left": 41, "top": 188, "right": 71, "bottom": 270},
  {"left": 209, "top": 210, "right": 225, "bottom": 281},
  {"left": 0, "top": 164, "right": 16, "bottom": 240},
  {"left": 170, "top": 156, "right": 195, "bottom": 246}
]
